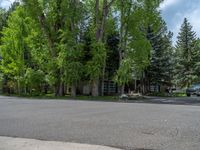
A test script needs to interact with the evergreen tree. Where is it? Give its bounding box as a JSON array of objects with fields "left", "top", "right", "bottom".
[
  {"left": 148, "top": 22, "right": 174, "bottom": 89},
  {"left": 175, "top": 18, "right": 197, "bottom": 88},
  {"left": 0, "top": 8, "right": 7, "bottom": 35},
  {"left": 114, "top": 0, "right": 163, "bottom": 94},
  {"left": 0, "top": 0, "right": 180, "bottom": 97},
  {"left": 193, "top": 39, "right": 200, "bottom": 83}
]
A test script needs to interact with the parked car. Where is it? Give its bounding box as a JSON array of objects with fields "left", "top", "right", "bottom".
[{"left": 186, "top": 83, "right": 200, "bottom": 97}]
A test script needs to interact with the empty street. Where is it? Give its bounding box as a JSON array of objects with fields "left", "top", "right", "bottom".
[{"left": 0, "top": 96, "right": 200, "bottom": 150}]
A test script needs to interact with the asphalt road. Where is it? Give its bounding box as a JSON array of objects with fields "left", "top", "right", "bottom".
[
  {"left": 135, "top": 96, "right": 200, "bottom": 106},
  {"left": 0, "top": 96, "right": 200, "bottom": 150}
]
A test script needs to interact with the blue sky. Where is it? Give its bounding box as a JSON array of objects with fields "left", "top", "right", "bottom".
[
  {"left": 0, "top": 0, "right": 15, "bottom": 8},
  {"left": 160, "top": 0, "right": 200, "bottom": 45},
  {"left": 1, "top": 0, "right": 200, "bottom": 44}
]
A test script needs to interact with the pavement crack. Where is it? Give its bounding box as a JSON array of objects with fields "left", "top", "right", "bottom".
[{"left": 170, "top": 127, "right": 179, "bottom": 137}]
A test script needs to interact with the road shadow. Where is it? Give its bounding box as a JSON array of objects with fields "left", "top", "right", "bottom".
[{"left": 126, "top": 96, "right": 200, "bottom": 106}]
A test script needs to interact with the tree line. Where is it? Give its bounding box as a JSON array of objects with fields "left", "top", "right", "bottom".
[{"left": 0, "top": 0, "right": 199, "bottom": 97}]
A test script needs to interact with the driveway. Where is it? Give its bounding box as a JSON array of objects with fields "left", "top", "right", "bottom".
[{"left": 0, "top": 96, "right": 200, "bottom": 150}]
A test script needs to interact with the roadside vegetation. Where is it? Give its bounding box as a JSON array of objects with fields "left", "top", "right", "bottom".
[{"left": 0, "top": 0, "right": 200, "bottom": 98}]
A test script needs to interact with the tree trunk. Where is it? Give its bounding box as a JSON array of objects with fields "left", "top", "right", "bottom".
[
  {"left": 101, "top": 79, "right": 105, "bottom": 96},
  {"left": 92, "top": 79, "right": 99, "bottom": 96},
  {"left": 24, "top": 86, "right": 27, "bottom": 95},
  {"left": 71, "top": 83, "right": 76, "bottom": 97},
  {"left": 92, "top": 0, "right": 102, "bottom": 97},
  {"left": 121, "top": 85, "right": 125, "bottom": 95},
  {"left": 59, "top": 81, "right": 65, "bottom": 96},
  {"left": 101, "top": 56, "right": 107, "bottom": 96},
  {"left": 54, "top": 84, "right": 59, "bottom": 96},
  {"left": 140, "top": 72, "right": 145, "bottom": 95},
  {"left": 100, "top": 0, "right": 108, "bottom": 96},
  {"left": 135, "top": 79, "right": 137, "bottom": 92},
  {"left": 17, "top": 79, "right": 21, "bottom": 96},
  {"left": 92, "top": 0, "right": 115, "bottom": 97},
  {"left": 44, "top": 83, "right": 48, "bottom": 94}
]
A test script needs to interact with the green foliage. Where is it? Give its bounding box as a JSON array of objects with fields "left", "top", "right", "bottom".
[
  {"left": 114, "top": 0, "right": 163, "bottom": 87},
  {"left": 25, "top": 68, "right": 45, "bottom": 90},
  {"left": 86, "top": 42, "right": 106, "bottom": 80},
  {"left": 0, "top": 0, "right": 186, "bottom": 97},
  {"left": 114, "top": 58, "right": 133, "bottom": 86},
  {"left": 175, "top": 18, "right": 198, "bottom": 87},
  {"left": 0, "top": 6, "right": 32, "bottom": 94},
  {"left": 0, "top": 2, "right": 20, "bottom": 35},
  {"left": 0, "top": 8, "right": 7, "bottom": 34},
  {"left": 58, "top": 43, "right": 84, "bottom": 85},
  {"left": 193, "top": 39, "right": 200, "bottom": 82},
  {"left": 148, "top": 22, "right": 174, "bottom": 86},
  {"left": 128, "top": 39, "right": 152, "bottom": 71},
  {"left": 21, "top": 0, "right": 86, "bottom": 96}
]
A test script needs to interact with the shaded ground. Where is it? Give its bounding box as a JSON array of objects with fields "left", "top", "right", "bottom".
[
  {"left": 0, "top": 96, "right": 200, "bottom": 150},
  {"left": 130, "top": 96, "right": 200, "bottom": 106}
]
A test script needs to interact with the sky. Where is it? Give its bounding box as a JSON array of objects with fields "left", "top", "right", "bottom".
[
  {"left": 0, "top": 0, "right": 15, "bottom": 8},
  {"left": 160, "top": 0, "right": 200, "bottom": 45},
  {"left": 1, "top": 0, "right": 200, "bottom": 45}
]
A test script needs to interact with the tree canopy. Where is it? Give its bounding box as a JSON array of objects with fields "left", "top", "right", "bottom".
[{"left": 0, "top": 0, "right": 199, "bottom": 96}]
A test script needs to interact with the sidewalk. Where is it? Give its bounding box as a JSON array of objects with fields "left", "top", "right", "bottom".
[{"left": 0, "top": 136, "right": 121, "bottom": 150}]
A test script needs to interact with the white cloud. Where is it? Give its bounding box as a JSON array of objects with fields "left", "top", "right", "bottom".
[
  {"left": 0, "top": 0, "right": 15, "bottom": 9},
  {"left": 186, "top": 9, "right": 200, "bottom": 37},
  {"left": 160, "top": 0, "right": 181, "bottom": 10},
  {"left": 171, "top": 4, "right": 200, "bottom": 45},
  {"left": 161, "top": 0, "right": 200, "bottom": 45}
]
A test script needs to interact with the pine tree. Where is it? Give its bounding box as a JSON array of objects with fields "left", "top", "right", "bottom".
[
  {"left": 148, "top": 24, "right": 174, "bottom": 89},
  {"left": 114, "top": 0, "right": 163, "bottom": 94},
  {"left": 175, "top": 18, "right": 197, "bottom": 88},
  {"left": 193, "top": 39, "right": 200, "bottom": 83}
]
